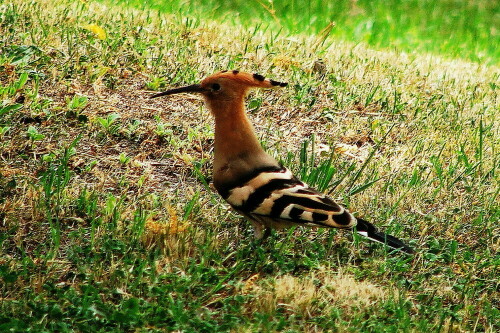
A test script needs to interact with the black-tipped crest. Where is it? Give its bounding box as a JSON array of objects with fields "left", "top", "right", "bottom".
[
  {"left": 253, "top": 73, "right": 265, "bottom": 81},
  {"left": 270, "top": 80, "right": 288, "bottom": 87}
]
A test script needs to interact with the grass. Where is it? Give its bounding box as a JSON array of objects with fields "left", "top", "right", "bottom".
[
  {"left": 114, "top": 0, "right": 500, "bottom": 66},
  {"left": 0, "top": 0, "right": 499, "bottom": 331}
]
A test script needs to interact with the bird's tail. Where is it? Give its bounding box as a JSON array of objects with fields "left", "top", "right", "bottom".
[{"left": 355, "top": 218, "right": 415, "bottom": 254}]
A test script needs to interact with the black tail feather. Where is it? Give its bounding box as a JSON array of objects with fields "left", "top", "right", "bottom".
[{"left": 355, "top": 218, "right": 415, "bottom": 254}]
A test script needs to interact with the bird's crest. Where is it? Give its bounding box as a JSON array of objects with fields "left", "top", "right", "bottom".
[{"left": 204, "top": 70, "right": 288, "bottom": 88}]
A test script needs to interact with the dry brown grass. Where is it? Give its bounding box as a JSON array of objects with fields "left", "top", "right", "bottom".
[{"left": 241, "top": 267, "right": 387, "bottom": 318}]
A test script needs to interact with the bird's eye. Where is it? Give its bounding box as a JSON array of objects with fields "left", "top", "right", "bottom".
[{"left": 211, "top": 83, "right": 221, "bottom": 91}]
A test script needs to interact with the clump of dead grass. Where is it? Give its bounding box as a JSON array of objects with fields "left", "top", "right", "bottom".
[
  {"left": 240, "top": 267, "right": 387, "bottom": 319},
  {"left": 142, "top": 205, "right": 189, "bottom": 249}
]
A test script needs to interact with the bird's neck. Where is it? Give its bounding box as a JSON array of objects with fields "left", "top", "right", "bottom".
[
  {"left": 206, "top": 98, "right": 280, "bottom": 191},
  {"left": 211, "top": 99, "right": 264, "bottom": 165}
]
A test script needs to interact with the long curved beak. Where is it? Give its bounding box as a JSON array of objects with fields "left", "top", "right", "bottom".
[{"left": 150, "top": 84, "right": 205, "bottom": 98}]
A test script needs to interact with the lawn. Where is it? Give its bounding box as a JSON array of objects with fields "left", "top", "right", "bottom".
[
  {"left": 0, "top": 0, "right": 498, "bottom": 331},
  {"left": 116, "top": 0, "right": 499, "bottom": 65}
]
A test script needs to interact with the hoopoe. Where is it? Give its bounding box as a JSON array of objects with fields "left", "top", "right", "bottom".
[{"left": 151, "top": 70, "right": 415, "bottom": 254}]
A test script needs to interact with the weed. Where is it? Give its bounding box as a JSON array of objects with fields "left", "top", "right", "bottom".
[
  {"left": 0, "top": 126, "right": 10, "bottom": 138},
  {"left": 146, "top": 76, "right": 167, "bottom": 91},
  {"left": 155, "top": 122, "right": 173, "bottom": 139},
  {"left": 118, "top": 152, "right": 130, "bottom": 165},
  {"left": 26, "top": 125, "right": 45, "bottom": 141},
  {"left": 38, "top": 135, "right": 81, "bottom": 257},
  {"left": 65, "top": 94, "right": 89, "bottom": 121},
  {"left": 95, "top": 113, "right": 121, "bottom": 136}
]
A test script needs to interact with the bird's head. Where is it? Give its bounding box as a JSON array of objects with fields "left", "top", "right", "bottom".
[{"left": 150, "top": 70, "right": 287, "bottom": 113}]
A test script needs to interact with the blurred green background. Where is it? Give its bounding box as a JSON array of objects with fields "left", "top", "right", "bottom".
[{"left": 112, "top": 0, "right": 499, "bottom": 64}]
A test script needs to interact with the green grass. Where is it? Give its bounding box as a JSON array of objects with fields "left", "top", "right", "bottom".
[
  {"left": 1, "top": 0, "right": 499, "bottom": 331},
  {"left": 113, "top": 0, "right": 499, "bottom": 65}
]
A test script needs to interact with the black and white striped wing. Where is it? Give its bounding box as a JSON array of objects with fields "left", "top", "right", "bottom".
[
  {"left": 219, "top": 166, "right": 357, "bottom": 229},
  {"left": 216, "top": 165, "right": 415, "bottom": 254}
]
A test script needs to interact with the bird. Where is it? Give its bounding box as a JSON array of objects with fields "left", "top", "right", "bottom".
[{"left": 150, "top": 70, "right": 415, "bottom": 254}]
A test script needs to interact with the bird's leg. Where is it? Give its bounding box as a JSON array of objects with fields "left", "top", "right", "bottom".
[
  {"left": 250, "top": 219, "right": 266, "bottom": 239},
  {"left": 248, "top": 215, "right": 272, "bottom": 240},
  {"left": 262, "top": 227, "right": 272, "bottom": 240}
]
